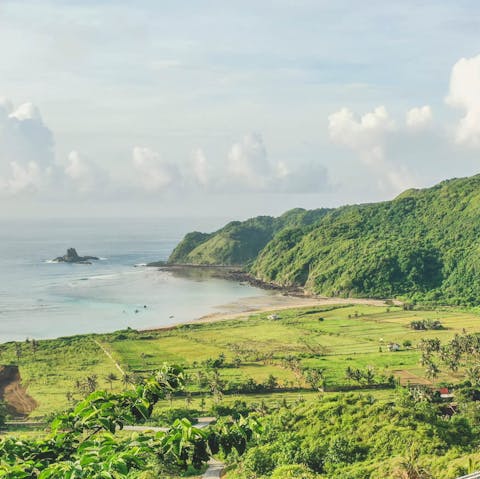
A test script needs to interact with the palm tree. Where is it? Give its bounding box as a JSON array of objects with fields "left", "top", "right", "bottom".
[
  {"left": 105, "top": 372, "right": 118, "bottom": 391},
  {"left": 393, "top": 449, "right": 433, "bottom": 479},
  {"left": 121, "top": 373, "right": 134, "bottom": 390},
  {"left": 364, "top": 367, "right": 375, "bottom": 385},
  {"left": 140, "top": 352, "right": 147, "bottom": 369}
]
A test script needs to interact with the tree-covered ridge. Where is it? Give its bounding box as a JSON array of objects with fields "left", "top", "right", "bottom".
[
  {"left": 252, "top": 174, "right": 480, "bottom": 304},
  {"left": 172, "top": 173, "right": 480, "bottom": 304},
  {"left": 168, "top": 208, "right": 329, "bottom": 266}
]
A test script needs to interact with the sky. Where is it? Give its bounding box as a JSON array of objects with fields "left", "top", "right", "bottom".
[{"left": 1, "top": 0, "right": 480, "bottom": 220}]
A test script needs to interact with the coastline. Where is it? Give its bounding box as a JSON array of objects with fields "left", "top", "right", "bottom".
[
  {"left": 142, "top": 263, "right": 402, "bottom": 331},
  {"left": 142, "top": 292, "right": 400, "bottom": 333},
  {"left": 149, "top": 263, "right": 303, "bottom": 294}
]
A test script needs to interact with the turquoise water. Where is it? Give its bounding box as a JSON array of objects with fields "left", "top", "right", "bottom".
[{"left": 0, "top": 218, "right": 269, "bottom": 342}]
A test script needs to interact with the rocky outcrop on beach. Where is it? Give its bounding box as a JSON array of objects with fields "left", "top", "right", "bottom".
[{"left": 52, "top": 248, "right": 99, "bottom": 264}]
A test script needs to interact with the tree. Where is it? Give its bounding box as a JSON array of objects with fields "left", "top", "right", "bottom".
[
  {"left": 263, "top": 374, "right": 278, "bottom": 391},
  {"left": 393, "top": 449, "right": 433, "bottom": 479},
  {"left": 304, "top": 369, "right": 325, "bottom": 391},
  {"left": 424, "top": 361, "right": 439, "bottom": 380},
  {"left": 14, "top": 343, "right": 22, "bottom": 363},
  {"left": 121, "top": 373, "right": 134, "bottom": 390},
  {"left": 105, "top": 372, "right": 118, "bottom": 391}
]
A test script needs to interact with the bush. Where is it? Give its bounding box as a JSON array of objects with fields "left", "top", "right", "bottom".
[
  {"left": 270, "top": 464, "right": 317, "bottom": 479},
  {"left": 242, "top": 444, "right": 276, "bottom": 476}
]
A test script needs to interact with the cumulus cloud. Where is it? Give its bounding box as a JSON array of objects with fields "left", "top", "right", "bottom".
[
  {"left": 446, "top": 54, "right": 480, "bottom": 146},
  {"left": 406, "top": 105, "right": 432, "bottom": 130},
  {"left": 0, "top": 99, "right": 54, "bottom": 195},
  {"left": 191, "top": 148, "right": 210, "bottom": 187},
  {"left": 227, "top": 133, "right": 271, "bottom": 190},
  {"left": 198, "top": 132, "right": 329, "bottom": 193},
  {"left": 132, "top": 146, "right": 181, "bottom": 192},
  {"left": 328, "top": 106, "right": 415, "bottom": 192},
  {"left": 62, "top": 150, "right": 108, "bottom": 194},
  {"left": 0, "top": 97, "right": 114, "bottom": 198},
  {"left": 328, "top": 106, "right": 394, "bottom": 163}
]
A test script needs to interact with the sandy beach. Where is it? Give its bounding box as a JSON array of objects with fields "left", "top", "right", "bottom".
[{"left": 193, "top": 293, "right": 400, "bottom": 324}]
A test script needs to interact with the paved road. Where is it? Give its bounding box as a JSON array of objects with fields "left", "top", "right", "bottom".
[
  {"left": 456, "top": 473, "right": 480, "bottom": 479},
  {"left": 202, "top": 459, "right": 224, "bottom": 478},
  {"left": 123, "top": 416, "right": 216, "bottom": 433}
]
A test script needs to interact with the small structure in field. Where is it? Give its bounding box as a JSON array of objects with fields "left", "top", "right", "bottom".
[
  {"left": 438, "top": 387, "right": 454, "bottom": 399},
  {"left": 268, "top": 314, "right": 281, "bottom": 320},
  {"left": 388, "top": 342, "right": 400, "bottom": 352}
]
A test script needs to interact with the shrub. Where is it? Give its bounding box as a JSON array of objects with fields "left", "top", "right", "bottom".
[{"left": 270, "top": 464, "right": 317, "bottom": 479}]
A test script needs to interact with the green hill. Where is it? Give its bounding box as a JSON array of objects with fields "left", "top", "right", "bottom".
[
  {"left": 171, "top": 174, "right": 480, "bottom": 304},
  {"left": 168, "top": 208, "right": 329, "bottom": 266}
]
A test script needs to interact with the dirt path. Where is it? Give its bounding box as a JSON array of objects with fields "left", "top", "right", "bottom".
[
  {"left": 0, "top": 365, "right": 37, "bottom": 417},
  {"left": 93, "top": 340, "right": 125, "bottom": 376}
]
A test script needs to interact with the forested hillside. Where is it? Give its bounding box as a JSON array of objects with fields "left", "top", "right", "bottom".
[
  {"left": 171, "top": 174, "right": 480, "bottom": 304},
  {"left": 168, "top": 208, "right": 329, "bottom": 265}
]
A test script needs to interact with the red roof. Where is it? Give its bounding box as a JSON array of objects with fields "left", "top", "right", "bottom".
[{"left": 439, "top": 388, "right": 449, "bottom": 395}]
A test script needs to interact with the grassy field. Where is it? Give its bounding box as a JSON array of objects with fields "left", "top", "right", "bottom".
[{"left": 2, "top": 303, "right": 480, "bottom": 419}]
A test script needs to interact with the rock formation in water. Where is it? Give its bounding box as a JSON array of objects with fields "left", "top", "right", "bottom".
[{"left": 52, "top": 248, "right": 99, "bottom": 264}]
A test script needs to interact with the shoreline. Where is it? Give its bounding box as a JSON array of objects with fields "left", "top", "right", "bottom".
[
  {"left": 151, "top": 263, "right": 304, "bottom": 294},
  {"left": 143, "top": 293, "right": 401, "bottom": 332}
]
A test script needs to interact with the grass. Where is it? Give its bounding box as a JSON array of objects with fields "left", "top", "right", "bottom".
[
  {"left": 0, "top": 336, "right": 124, "bottom": 417},
  {"left": 3, "top": 303, "right": 480, "bottom": 419}
]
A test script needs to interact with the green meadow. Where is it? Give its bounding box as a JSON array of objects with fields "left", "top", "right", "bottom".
[{"left": 2, "top": 302, "right": 480, "bottom": 419}]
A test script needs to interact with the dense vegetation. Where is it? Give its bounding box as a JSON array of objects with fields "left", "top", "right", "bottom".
[
  {"left": 168, "top": 208, "right": 329, "bottom": 265},
  {"left": 0, "top": 364, "right": 261, "bottom": 478},
  {"left": 171, "top": 174, "right": 480, "bottom": 305},
  {"left": 223, "top": 389, "right": 480, "bottom": 479},
  {"left": 4, "top": 305, "right": 480, "bottom": 477}
]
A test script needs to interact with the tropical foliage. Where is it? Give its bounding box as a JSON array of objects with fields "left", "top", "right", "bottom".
[{"left": 0, "top": 364, "right": 260, "bottom": 478}]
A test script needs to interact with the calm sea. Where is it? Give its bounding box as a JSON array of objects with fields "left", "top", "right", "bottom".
[{"left": 0, "top": 218, "right": 269, "bottom": 342}]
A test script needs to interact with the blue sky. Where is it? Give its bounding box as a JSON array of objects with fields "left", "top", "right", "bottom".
[{"left": 1, "top": 0, "right": 480, "bottom": 218}]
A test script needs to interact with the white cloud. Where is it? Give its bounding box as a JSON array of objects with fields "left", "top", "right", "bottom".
[
  {"left": 187, "top": 133, "right": 329, "bottom": 194},
  {"left": 406, "top": 105, "right": 432, "bottom": 130},
  {"left": 328, "top": 106, "right": 394, "bottom": 161},
  {"left": 211, "top": 132, "right": 329, "bottom": 193},
  {"left": 0, "top": 99, "right": 55, "bottom": 195},
  {"left": 191, "top": 148, "right": 210, "bottom": 187},
  {"left": 63, "top": 150, "right": 108, "bottom": 194},
  {"left": 227, "top": 133, "right": 271, "bottom": 190},
  {"left": 446, "top": 54, "right": 480, "bottom": 146},
  {"left": 132, "top": 146, "right": 180, "bottom": 192},
  {"left": 328, "top": 106, "right": 415, "bottom": 192},
  {"left": 0, "top": 98, "right": 113, "bottom": 198}
]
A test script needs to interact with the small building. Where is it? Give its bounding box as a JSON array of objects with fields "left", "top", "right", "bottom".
[
  {"left": 438, "top": 387, "right": 454, "bottom": 399},
  {"left": 268, "top": 314, "right": 280, "bottom": 320},
  {"left": 388, "top": 342, "right": 400, "bottom": 352}
]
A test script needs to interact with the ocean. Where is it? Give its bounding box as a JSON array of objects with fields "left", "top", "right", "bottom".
[{"left": 0, "top": 217, "right": 270, "bottom": 343}]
